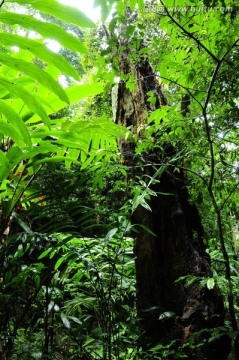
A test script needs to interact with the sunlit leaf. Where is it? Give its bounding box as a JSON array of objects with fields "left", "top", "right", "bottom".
[
  {"left": 207, "top": 278, "right": 215, "bottom": 290},
  {"left": 0, "top": 77, "right": 51, "bottom": 128},
  {"left": 0, "top": 100, "right": 32, "bottom": 148},
  {"left": 7, "top": 0, "right": 96, "bottom": 28},
  {"left": 0, "top": 53, "right": 69, "bottom": 103},
  {"left": 0, "top": 12, "right": 87, "bottom": 53},
  {"left": 0, "top": 33, "right": 79, "bottom": 79},
  {"left": 61, "top": 315, "right": 71, "bottom": 329}
]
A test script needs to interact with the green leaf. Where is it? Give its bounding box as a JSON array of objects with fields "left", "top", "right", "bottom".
[
  {"left": 0, "top": 121, "right": 21, "bottom": 146},
  {"left": 0, "top": 78, "right": 50, "bottom": 128},
  {"left": 0, "top": 121, "right": 23, "bottom": 146},
  {"left": 159, "top": 311, "right": 175, "bottom": 320},
  {"left": 0, "top": 12, "right": 87, "bottom": 53},
  {"left": 30, "top": 156, "right": 80, "bottom": 167},
  {"left": 31, "top": 83, "right": 104, "bottom": 117},
  {"left": 12, "top": 211, "right": 32, "bottom": 233},
  {"left": 0, "top": 53, "right": 69, "bottom": 103},
  {"left": 61, "top": 315, "right": 71, "bottom": 329},
  {"left": 0, "top": 100, "right": 32, "bottom": 148},
  {"left": 148, "top": 108, "right": 168, "bottom": 124},
  {"left": 34, "top": 275, "right": 41, "bottom": 289},
  {"left": 54, "top": 255, "right": 67, "bottom": 270},
  {"left": 65, "top": 148, "right": 80, "bottom": 169},
  {"left": 6, "top": 147, "right": 24, "bottom": 168},
  {"left": 207, "top": 278, "right": 215, "bottom": 290},
  {"left": 132, "top": 194, "right": 152, "bottom": 212},
  {"left": 7, "top": 0, "right": 96, "bottom": 28},
  {"left": 129, "top": 0, "right": 137, "bottom": 10},
  {"left": 69, "top": 316, "right": 82, "bottom": 325},
  {"left": 136, "top": 224, "right": 156, "bottom": 237},
  {"left": 38, "top": 249, "right": 52, "bottom": 260},
  {"left": 94, "top": 0, "right": 112, "bottom": 21},
  {"left": 104, "top": 228, "right": 118, "bottom": 243},
  {"left": 0, "top": 33, "right": 79, "bottom": 79},
  {"left": 0, "top": 149, "right": 10, "bottom": 181}
]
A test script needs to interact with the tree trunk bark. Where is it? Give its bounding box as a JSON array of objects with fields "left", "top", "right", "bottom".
[{"left": 114, "top": 46, "right": 231, "bottom": 359}]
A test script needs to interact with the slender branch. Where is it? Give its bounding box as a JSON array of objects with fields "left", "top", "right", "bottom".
[
  {"left": 204, "top": 38, "right": 239, "bottom": 112},
  {"left": 157, "top": 74, "right": 206, "bottom": 93},
  {"left": 159, "top": 1, "right": 220, "bottom": 63},
  {"left": 202, "top": 38, "right": 239, "bottom": 191},
  {"left": 156, "top": 74, "right": 205, "bottom": 108},
  {"left": 135, "top": 73, "right": 205, "bottom": 108},
  {"left": 0, "top": 0, "right": 5, "bottom": 9}
]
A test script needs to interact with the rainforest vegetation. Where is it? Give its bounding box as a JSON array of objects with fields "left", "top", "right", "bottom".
[{"left": 0, "top": 0, "right": 239, "bottom": 359}]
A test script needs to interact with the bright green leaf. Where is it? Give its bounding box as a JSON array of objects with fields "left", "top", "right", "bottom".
[
  {"left": 7, "top": 0, "right": 96, "bottom": 28},
  {"left": 0, "top": 12, "right": 87, "bottom": 53},
  {"left": 0, "top": 53, "right": 69, "bottom": 103},
  {"left": 0, "top": 100, "right": 32, "bottom": 148},
  {"left": 0, "top": 33, "right": 79, "bottom": 80},
  {"left": 207, "top": 278, "right": 215, "bottom": 290},
  {"left": 0, "top": 78, "right": 51, "bottom": 128}
]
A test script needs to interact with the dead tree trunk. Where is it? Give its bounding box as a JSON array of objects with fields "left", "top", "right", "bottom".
[{"left": 114, "top": 46, "right": 231, "bottom": 359}]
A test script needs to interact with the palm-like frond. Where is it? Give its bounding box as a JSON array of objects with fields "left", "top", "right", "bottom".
[{"left": 0, "top": 1, "right": 126, "bottom": 225}]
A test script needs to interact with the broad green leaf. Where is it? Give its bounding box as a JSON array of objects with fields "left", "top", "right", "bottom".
[
  {"left": 129, "top": 0, "right": 137, "bottom": 10},
  {"left": 65, "top": 148, "right": 80, "bottom": 169},
  {"left": 30, "top": 129, "right": 89, "bottom": 145},
  {"left": 148, "top": 107, "right": 168, "bottom": 124},
  {"left": 30, "top": 156, "right": 80, "bottom": 166},
  {"left": 0, "top": 121, "right": 23, "bottom": 146},
  {"left": 65, "top": 84, "right": 104, "bottom": 105},
  {"left": 7, "top": 0, "right": 96, "bottom": 28},
  {"left": 6, "top": 147, "right": 24, "bottom": 168},
  {"left": 38, "top": 248, "right": 52, "bottom": 260},
  {"left": 0, "top": 12, "right": 87, "bottom": 53},
  {"left": 137, "top": 0, "right": 144, "bottom": 10},
  {"left": 20, "top": 145, "right": 61, "bottom": 160},
  {"left": 26, "top": 83, "right": 104, "bottom": 120},
  {"left": 54, "top": 255, "right": 68, "bottom": 270},
  {"left": 0, "top": 53, "right": 69, "bottom": 103},
  {"left": 0, "top": 33, "right": 79, "bottom": 80},
  {"left": 0, "top": 78, "right": 50, "bottom": 128},
  {"left": 0, "top": 100, "right": 32, "bottom": 148}
]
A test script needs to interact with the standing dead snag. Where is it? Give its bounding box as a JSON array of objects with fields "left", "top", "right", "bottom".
[{"left": 113, "top": 41, "right": 231, "bottom": 359}]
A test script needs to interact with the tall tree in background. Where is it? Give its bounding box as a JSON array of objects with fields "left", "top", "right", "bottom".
[{"left": 109, "top": 1, "right": 238, "bottom": 358}]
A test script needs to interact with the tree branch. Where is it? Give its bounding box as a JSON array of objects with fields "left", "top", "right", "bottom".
[{"left": 159, "top": 1, "right": 220, "bottom": 63}]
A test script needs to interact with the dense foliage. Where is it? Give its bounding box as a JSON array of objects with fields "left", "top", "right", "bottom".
[{"left": 0, "top": 0, "right": 239, "bottom": 359}]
